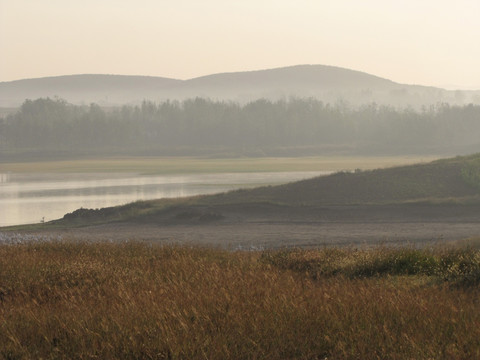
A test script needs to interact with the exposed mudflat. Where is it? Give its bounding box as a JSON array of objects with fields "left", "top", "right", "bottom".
[{"left": 21, "top": 203, "right": 480, "bottom": 249}]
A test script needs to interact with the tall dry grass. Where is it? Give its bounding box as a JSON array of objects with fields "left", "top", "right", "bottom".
[{"left": 0, "top": 241, "right": 479, "bottom": 359}]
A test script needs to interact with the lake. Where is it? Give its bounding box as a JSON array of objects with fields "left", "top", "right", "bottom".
[{"left": 0, "top": 171, "right": 329, "bottom": 226}]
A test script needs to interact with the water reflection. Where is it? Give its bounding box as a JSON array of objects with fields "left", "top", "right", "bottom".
[
  {"left": 0, "top": 171, "right": 329, "bottom": 226},
  {"left": 0, "top": 173, "right": 10, "bottom": 184}
]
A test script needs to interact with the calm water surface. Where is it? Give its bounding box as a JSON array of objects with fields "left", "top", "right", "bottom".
[{"left": 0, "top": 171, "right": 328, "bottom": 226}]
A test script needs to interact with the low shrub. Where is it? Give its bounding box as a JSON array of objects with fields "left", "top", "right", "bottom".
[{"left": 262, "top": 246, "right": 479, "bottom": 285}]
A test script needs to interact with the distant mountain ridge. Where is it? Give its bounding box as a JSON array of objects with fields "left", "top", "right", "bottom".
[
  {"left": 0, "top": 65, "right": 478, "bottom": 108},
  {"left": 0, "top": 74, "right": 182, "bottom": 107},
  {"left": 186, "top": 65, "right": 397, "bottom": 89}
]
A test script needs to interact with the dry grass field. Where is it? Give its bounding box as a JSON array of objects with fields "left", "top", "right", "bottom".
[{"left": 1, "top": 240, "right": 479, "bottom": 359}]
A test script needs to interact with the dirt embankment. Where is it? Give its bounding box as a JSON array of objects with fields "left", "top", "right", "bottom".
[{"left": 21, "top": 202, "right": 480, "bottom": 249}]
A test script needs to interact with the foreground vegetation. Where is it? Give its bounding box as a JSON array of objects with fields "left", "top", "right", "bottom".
[{"left": 1, "top": 240, "right": 479, "bottom": 359}]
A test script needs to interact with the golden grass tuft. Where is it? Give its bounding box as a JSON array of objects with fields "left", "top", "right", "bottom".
[{"left": 0, "top": 241, "right": 479, "bottom": 359}]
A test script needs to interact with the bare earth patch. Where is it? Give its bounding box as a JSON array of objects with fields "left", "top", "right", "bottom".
[{"left": 22, "top": 203, "right": 480, "bottom": 249}]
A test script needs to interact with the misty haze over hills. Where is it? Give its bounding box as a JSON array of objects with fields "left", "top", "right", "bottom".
[{"left": 1, "top": 65, "right": 479, "bottom": 108}]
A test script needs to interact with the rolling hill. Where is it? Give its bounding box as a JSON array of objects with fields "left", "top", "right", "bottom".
[
  {"left": 209, "top": 154, "right": 480, "bottom": 206},
  {"left": 1, "top": 64, "right": 475, "bottom": 108}
]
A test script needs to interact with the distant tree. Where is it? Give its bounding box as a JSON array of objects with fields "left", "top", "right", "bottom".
[{"left": 2, "top": 97, "right": 480, "bottom": 158}]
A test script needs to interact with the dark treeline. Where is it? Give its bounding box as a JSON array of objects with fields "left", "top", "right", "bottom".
[{"left": 1, "top": 97, "right": 480, "bottom": 158}]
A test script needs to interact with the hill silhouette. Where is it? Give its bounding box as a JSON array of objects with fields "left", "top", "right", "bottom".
[{"left": 1, "top": 64, "right": 474, "bottom": 108}]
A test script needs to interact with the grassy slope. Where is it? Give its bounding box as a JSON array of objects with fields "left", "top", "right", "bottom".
[{"left": 208, "top": 153, "right": 480, "bottom": 206}]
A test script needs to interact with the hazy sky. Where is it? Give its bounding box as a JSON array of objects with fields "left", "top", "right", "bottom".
[{"left": 1, "top": 0, "right": 479, "bottom": 88}]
